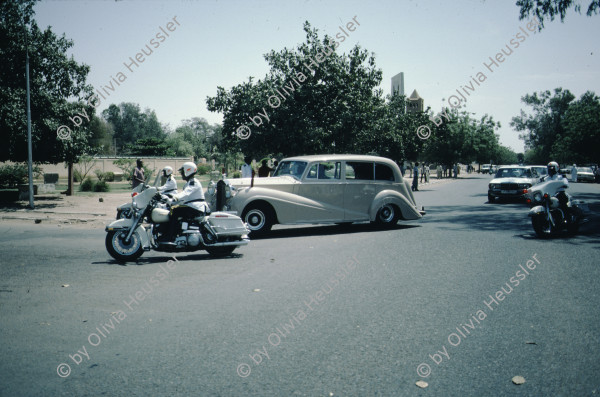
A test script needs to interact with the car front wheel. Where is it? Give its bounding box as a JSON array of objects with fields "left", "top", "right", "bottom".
[{"left": 242, "top": 203, "right": 274, "bottom": 237}]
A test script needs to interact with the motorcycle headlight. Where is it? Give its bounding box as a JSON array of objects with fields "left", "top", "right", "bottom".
[{"left": 533, "top": 192, "right": 542, "bottom": 203}]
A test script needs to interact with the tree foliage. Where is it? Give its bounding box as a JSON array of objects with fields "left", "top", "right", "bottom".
[
  {"left": 512, "top": 88, "right": 599, "bottom": 164},
  {"left": 516, "top": 0, "right": 600, "bottom": 28},
  {"left": 0, "top": 0, "right": 94, "bottom": 164},
  {"left": 102, "top": 103, "right": 166, "bottom": 152},
  {"left": 206, "top": 22, "right": 389, "bottom": 158}
]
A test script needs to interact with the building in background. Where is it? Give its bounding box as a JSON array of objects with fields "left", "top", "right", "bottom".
[
  {"left": 391, "top": 72, "right": 404, "bottom": 96},
  {"left": 407, "top": 89, "right": 424, "bottom": 113}
]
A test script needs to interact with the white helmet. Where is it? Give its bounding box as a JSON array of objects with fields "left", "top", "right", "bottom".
[
  {"left": 162, "top": 166, "right": 173, "bottom": 177},
  {"left": 179, "top": 162, "right": 197, "bottom": 178},
  {"left": 547, "top": 161, "right": 559, "bottom": 176}
]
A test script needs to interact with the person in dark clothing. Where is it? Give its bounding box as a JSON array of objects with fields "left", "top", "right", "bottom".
[
  {"left": 258, "top": 160, "right": 273, "bottom": 177},
  {"left": 132, "top": 159, "right": 145, "bottom": 189},
  {"left": 412, "top": 162, "right": 419, "bottom": 191}
]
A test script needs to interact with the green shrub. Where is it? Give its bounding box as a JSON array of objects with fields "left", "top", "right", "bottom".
[
  {"left": 93, "top": 180, "right": 110, "bottom": 192},
  {"left": 231, "top": 171, "right": 241, "bottom": 178},
  {"left": 79, "top": 177, "right": 94, "bottom": 191},
  {"left": 73, "top": 169, "right": 82, "bottom": 183},
  {"left": 94, "top": 169, "right": 106, "bottom": 182},
  {"left": 197, "top": 164, "right": 211, "bottom": 175},
  {"left": 103, "top": 171, "right": 114, "bottom": 182},
  {"left": 0, "top": 163, "right": 42, "bottom": 188}
]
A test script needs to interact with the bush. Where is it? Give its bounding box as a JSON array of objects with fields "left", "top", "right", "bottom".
[
  {"left": 197, "top": 164, "right": 211, "bottom": 175},
  {"left": 103, "top": 171, "right": 114, "bottom": 182},
  {"left": 0, "top": 163, "right": 42, "bottom": 188},
  {"left": 94, "top": 169, "right": 106, "bottom": 182},
  {"left": 231, "top": 171, "right": 241, "bottom": 178},
  {"left": 79, "top": 177, "right": 94, "bottom": 191},
  {"left": 93, "top": 180, "right": 110, "bottom": 192},
  {"left": 73, "top": 169, "right": 83, "bottom": 183}
]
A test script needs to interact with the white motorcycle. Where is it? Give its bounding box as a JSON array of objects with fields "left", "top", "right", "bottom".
[
  {"left": 527, "top": 178, "right": 587, "bottom": 238},
  {"left": 105, "top": 183, "right": 250, "bottom": 262}
]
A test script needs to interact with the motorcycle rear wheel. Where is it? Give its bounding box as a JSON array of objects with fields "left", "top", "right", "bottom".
[
  {"left": 531, "top": 215, "right": 554, "bottom": 238},
  {"left": 106, "top": 230, "right": 144, "bottom": 262}
]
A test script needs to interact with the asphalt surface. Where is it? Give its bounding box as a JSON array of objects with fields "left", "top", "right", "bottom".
[{"left": 0, "top": 174, "right": 599, "bottom": 396}]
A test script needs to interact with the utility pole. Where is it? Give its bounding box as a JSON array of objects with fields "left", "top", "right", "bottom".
[{"left": 24, "top": 10, "right": 34, "bottom": 209}]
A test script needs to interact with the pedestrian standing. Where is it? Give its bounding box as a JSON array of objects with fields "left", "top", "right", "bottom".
[
  {"left": 420, "top": 163, "right": 425, "bottom": 183},
  {"left": 425, "top": 164, "right": 430, "bottom": 183},
  {"left": 437, "top": 164, "right": 442, "bottom": 179},
  {"left": 453, "top": 163, "right": 458, "bottom": 179},
  {"left": 241, "top": 156, "right": 253, "bottom": 178},
  {"left": 412, "top": 162, "right": 419, "bottom": 191},
  {"left": 571, "top": 164, "right": 577, "bottom": 182},
  {"left": 132, "top": 159, "right": 145, "bottom": 189}
]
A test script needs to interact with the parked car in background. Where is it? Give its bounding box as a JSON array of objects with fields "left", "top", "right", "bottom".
[
  {"left": 575, "top": 167, "right": 595, "bottom": 182},
  {"left": 529, "top": 165, "right": 548, "bottom": 180},
  {"left": 488, "top": 166, "right": 539, "bottom": 203},
  {"left": 481, "top": 164, "right": 491, "bottom": 174},
  {"left": 205, "top": 155, "right": 426, "bottom": 237}
]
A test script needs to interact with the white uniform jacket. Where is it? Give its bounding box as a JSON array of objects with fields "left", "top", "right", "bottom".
[{"left": 173, "top": 178, "right": 209, "bottom": 212}]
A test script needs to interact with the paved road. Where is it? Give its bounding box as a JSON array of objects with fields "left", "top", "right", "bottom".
[{"left": 1, "top": 174, "right": 598, "bottom": 396}]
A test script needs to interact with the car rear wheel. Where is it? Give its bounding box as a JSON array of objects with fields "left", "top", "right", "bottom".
[
  {"left": 373, "top": 204, "right": 399, "bottom": 227},
  {"left": 488, "top": 194, "right": 495, "bottom": 203},
  {"left": 242, "top": 203, "right": 274, "bottom": 237}
]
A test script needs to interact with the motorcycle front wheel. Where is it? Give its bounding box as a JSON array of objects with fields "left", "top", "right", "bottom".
[
  {"left": 106, "top": 230, "right": 144, "bottom": 261},
  {"left": 531, "top": 214, "right": 554, "bottom": 238}
]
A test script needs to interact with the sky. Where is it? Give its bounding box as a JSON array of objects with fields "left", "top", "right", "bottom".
[{"left": 33, "top": 0, "right": 600, "bottom": 153}]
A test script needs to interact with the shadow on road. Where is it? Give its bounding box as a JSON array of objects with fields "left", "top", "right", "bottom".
[
  {"left": 92, "top": 252, "right": 244, "bottom": 266},
  {"left": 253, "top": 222, "right": 420, "bottom": 240}
]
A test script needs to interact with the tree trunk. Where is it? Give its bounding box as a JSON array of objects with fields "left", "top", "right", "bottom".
[{"left": 66, "top": 162, "right": 74, "bottom": 196}]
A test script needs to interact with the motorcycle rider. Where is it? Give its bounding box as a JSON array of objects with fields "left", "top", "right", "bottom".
[
  {"left": 161, "top": 162, "right": 209, "bottom": 242},
  {"left": 157, "top": 166, "right": 178, "bottom": 196},
  {"left": 543, "top": 161, "right": 570, "bottom": 222}
]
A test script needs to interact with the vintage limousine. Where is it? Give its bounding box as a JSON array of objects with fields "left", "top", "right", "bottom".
[{"left": 206, "top": 155, "right": 426, "bottom": 237}]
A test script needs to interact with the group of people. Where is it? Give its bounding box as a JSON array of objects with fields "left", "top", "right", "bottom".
[
  {"left": 241, "top": 156, "right": 278, "bottom": 178},
  {"left": 402, "top": 162, "right": 461, "bottom": 191}
]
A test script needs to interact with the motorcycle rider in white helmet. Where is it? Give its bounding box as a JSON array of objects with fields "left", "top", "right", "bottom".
[
  {"left": 161, "top": 162, "right": 209, "bottom": 242},
  {"left": 157, "top": 166, "right": 178, "bottom": 197},
  {"left": 544, "top": 161, "right": 571, "bottom": 222}
]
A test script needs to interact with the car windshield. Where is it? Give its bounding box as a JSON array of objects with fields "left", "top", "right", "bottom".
[
  {"left": 495, "top": 168, "right": 530, "bottom": 178},
  {"left": 272, "top": 161, "right": 308, "bottom": 179},
  {"left": 577, "top": 167, "right": 592, "bottom": 173}
]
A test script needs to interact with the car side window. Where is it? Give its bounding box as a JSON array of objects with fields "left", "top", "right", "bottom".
[
  {"left": 346, "top": 162, "right": 374, "bottom": 180},
  {"left": 375, "top": 163, "right": 395, "bottom": 181},
  {"left": 306, "top": 164, "right": 318, "bottom": 179},
  {"left": 307, "top": 162, "right": 341, "bottom": 180}
]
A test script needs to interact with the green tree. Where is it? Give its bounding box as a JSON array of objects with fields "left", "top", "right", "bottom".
[
  {"left": 1, "top": 0, "right": 94, "bottom": 195},
  {"left": 102, "top": 103, "right": 166, "bottom": 152},
  {"left": 516, "top": 0, "right": 600, "bottom": 28},
  {"left": 511, "top": 88, "right": 575, "bottom": 163},
  {"left": 206, "top": 22, "right": 384, "bottom": 157},
  {"left": 555, "top": 91, "right": 600, "bottom": 163}
]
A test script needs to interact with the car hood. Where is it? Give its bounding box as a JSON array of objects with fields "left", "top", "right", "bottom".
[{"left": 490, "top": 177, "right": 532, "bottom": 184}]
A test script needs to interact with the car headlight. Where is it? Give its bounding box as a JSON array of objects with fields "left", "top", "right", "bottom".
[
  {"left": 533, "top": 192, "right": 542, "bottom": 203},
  {"left": 518, "top": 183, "right": 531, "bottom": 189}
]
